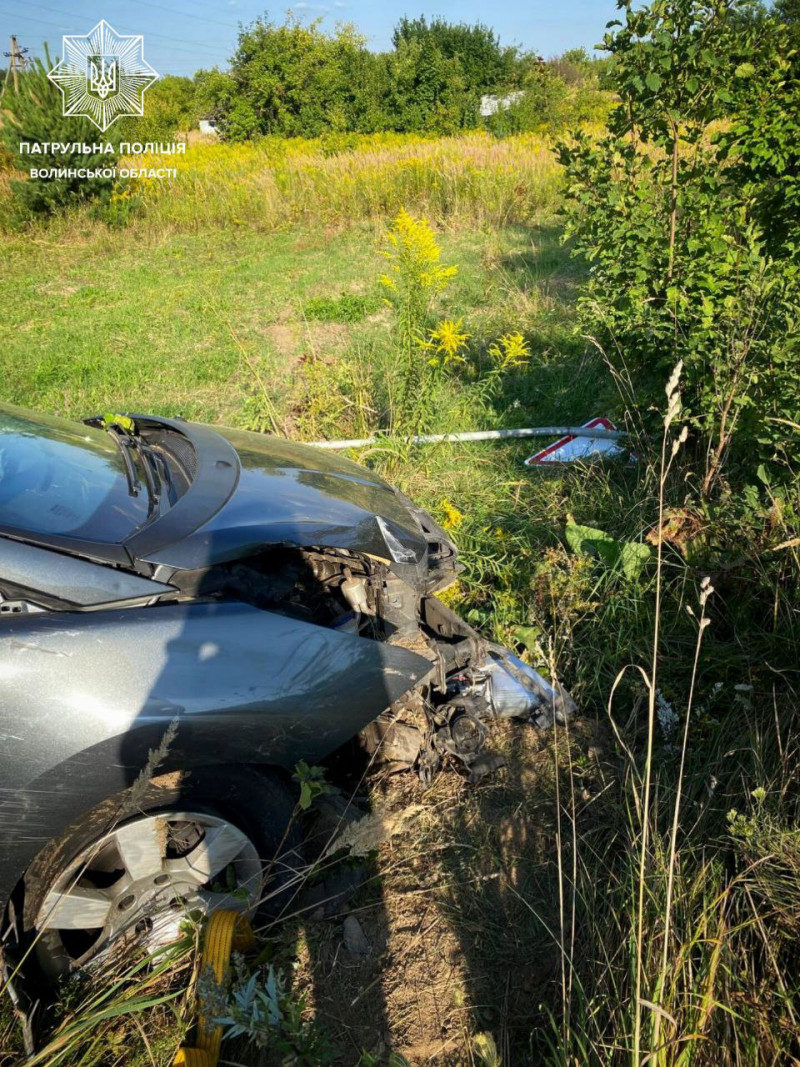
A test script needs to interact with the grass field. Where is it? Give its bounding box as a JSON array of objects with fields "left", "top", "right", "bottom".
[
  {"left": 3, "top": 228, "right": 565, "bottom": 426},
  {"left": 130, "top": 132, "right": 564, "bottom": 232},
  {"left": 1, "top": 135, "right": 798, "bottom": 1066}
]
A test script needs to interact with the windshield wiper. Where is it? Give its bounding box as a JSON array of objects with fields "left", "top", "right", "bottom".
[
  {"left": 135, "top": 440, "right": 167, "bottom": 515},
  {"left": 148, "top": 448, "right": 176, "bottom": 504},
  {"left": 105, "top": 426, "right": 141, "bottom": 498},
  {"left": 86, "top": 413, "right": 167, "bottom": 513}
]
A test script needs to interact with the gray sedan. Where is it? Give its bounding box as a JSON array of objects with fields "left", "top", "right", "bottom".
[{"left": 0, "top": 403, "right": 572, "bottom": 979}]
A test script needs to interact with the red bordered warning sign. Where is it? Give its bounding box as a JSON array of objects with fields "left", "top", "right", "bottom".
[{"left": 525, "top": 416, "right": 628, "bottom": 466}]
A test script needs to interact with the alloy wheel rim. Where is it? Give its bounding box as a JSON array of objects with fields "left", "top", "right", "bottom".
[{"left": 34, "top": 811, "right": 262, "bottom": 978}]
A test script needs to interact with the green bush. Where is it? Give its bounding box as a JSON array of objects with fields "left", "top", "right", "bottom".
[
  {"left": 0, "top": 53, "right": 120, "bottom": 220},
  {"left": 557, "top": 0, "right": 800, "bottom": 491},
  {"left": 119, "top": 75, "right": 196, "bottom": 144},
  {"left": 195, "top": 14, "right": 599, "bottom": 140}
]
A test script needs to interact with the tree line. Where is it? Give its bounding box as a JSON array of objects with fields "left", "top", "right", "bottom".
[{"left": 180, "top": 16, "right": 611, "bottom": 140}]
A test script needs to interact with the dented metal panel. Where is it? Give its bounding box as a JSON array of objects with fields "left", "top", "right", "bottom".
[
  {"left": 0, "top": 601, "right": 431, "bottom": 910},
  {"left": 139, "top": 426, "right": 433, "bottom": 574}
]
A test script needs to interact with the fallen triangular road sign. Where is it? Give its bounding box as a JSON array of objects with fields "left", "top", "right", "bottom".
[{"left": 525, "top": 417, "right": 631, "bottom": 466}]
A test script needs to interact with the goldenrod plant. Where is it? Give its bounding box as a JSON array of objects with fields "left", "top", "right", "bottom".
[
  {"left": 379, "top": 209, "right": 458, "bottom": 432},
  {"left": 421, "top": 318, "right": 471, "bottom": 367}
]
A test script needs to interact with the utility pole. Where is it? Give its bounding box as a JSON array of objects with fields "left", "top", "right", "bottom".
[{"left": 2, "top": 36, "right": 29, "bottom": 98}]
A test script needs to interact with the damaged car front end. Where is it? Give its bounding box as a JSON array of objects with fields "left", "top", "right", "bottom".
[{"left": 0, "top": 404, "right": 573, "bottom": 980}]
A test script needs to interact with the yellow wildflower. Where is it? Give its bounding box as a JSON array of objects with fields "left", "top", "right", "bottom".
[
  {"left": 423, "top": 318, "right": 471, "bottom": 365},
  {"left": 440, "top": 499, "right": 465, "bottom": 532},
  {"left": 380, "top": 209, "right": 458, "bottom": 298},
  {"left": 488, "top": 331, "right": 531, "bottom": 371}
]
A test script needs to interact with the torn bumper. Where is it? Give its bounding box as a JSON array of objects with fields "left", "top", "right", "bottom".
[
  {"left": 362, "top": 636, "right": 577, "bottom": 784},
  {"left": 462, "top": 643, "right": 577, "bottom": 728}
]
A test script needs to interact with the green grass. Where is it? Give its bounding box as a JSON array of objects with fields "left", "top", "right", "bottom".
[
  {"left": 0, "top": 226, "right": 384, "bottom": 423},
  {"left": 0, "top": 219, "right": 588, "bottom": 433},
  {"left": 2, "top": 206, "right": 798, "bottom": 1065},
  {"left": 303, "top": 293, "right": 384, "bottom": 322}
]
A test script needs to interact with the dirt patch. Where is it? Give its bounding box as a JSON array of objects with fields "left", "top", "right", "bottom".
[
  {"left": 286, "top": 717, "right": 615, "bottom": 1064},
  {"left": 255, "top": 319, "right": 351, "bottom": 375},
  {"left": 36, "top": 283, "right": 80, "bottom": 298},
  {"left": 303, "top": 321, "right": 351, "bottom": 356},
  {"left": 262, "top": 321, "right": 299, "bottom": 359},
  {"left": 293, "top": 872, "right": 469, "bottom": 1064}
]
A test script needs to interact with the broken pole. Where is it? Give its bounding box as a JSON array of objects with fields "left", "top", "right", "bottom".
[{"left": 310, "top": 426, "right": 628, "bottom": 450}]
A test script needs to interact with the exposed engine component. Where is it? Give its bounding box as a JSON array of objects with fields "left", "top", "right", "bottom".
[
  {"left": 340, "top": 569, "right": 373, "bottom": 616},
  {"left": 415, "top": 647, "right": 575, "bottom": 783},
  {"left": 380, "top": 574, "right": 422, "bottom": 640},
  {"left": 417, "top": 702, "right": 493, "bottom": 785},
  {"left": 170, "top": 546, "right": 576, "bottom": 787},
  {"left": 361, "top": 640, "right": 576, "bottom": 785}
]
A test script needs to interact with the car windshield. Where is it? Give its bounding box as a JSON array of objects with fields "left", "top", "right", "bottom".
[{"left": 0, "top": 404, "right": 152, "bottom": 542}]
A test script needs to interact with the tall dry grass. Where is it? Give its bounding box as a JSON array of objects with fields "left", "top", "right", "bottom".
[{"left": 129, "top": 132, "right": 564, "bottom": 232}]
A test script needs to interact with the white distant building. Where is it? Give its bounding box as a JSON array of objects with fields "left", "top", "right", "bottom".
[
  {"left": 479, "top": 91, "right": 525, "bottom": 117},
  {"left": 198, "top": 118, "right": 219, "bottom": 135}
]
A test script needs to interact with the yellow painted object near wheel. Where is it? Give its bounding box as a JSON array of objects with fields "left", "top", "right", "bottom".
[{"left": 173, "top": 910, "right": 254, "bottom": 1067}]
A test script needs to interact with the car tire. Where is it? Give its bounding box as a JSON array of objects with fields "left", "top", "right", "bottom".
[{"left": 18, "top": 766, "right": 302, "bottom": 980}]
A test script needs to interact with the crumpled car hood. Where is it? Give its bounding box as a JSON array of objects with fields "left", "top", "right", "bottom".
[{"left": 142, "top": 425, "right": 437, "bottom": 572}]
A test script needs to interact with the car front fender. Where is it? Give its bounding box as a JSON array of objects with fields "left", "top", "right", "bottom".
[{"left": 0, "top": 601, "right": 431, "bottom": 909}]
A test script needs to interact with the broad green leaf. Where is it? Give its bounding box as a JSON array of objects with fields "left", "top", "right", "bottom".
[
  {"left": 565, "top": 521, "right": 652, "bottom": 581},
  {"left": 617, "top": 540, "right": 653, "bottom": 581},
  {"left": 513, "top": 625, "right": 542, "bottom": 653},
  {"left": 566, "top": 521, "right": 621, "bottom": 567}
]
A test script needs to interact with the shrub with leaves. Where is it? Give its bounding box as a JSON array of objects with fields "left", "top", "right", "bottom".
[
  {"left": 204, "top": 954, "right": 332, "bottom": 1063},
  {"left": 0, "top": 52, "right": 120, "bottom": 220},
  {"left": 557, "top": 0, "right": 800, "bottom": 491},
  {"left": 293, "top": 760, "right": 333, "bottom": 810}
]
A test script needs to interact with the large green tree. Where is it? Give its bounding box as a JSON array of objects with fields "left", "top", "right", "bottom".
[
  {"left": 212, "top": 13, "right": 543, "bottom": 139},
  {"left": 385, "top": 35, "right": 472, "bottom": 133},
  {"left": 391, "top": 16, "right": 518, "bottom": 93},
  {"left": 223, "top": 16, "right": 366, "bottom": 138},
  {"left": 774, "top": 0, "right": 800, "bottom": 67},
  {"left": 121, "top": 75, "right": 197, "bottom": 142},
  {"left": 558, "top": 0, "right": 800, "bottom": 490}
]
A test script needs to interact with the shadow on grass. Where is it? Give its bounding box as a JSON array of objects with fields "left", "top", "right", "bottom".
[
  {"left": 495, "top": 222, "right": 583, "bottom": 296},
  {"left": 250, "top": 744, "right": 395, "bottom": 1067},
  {"left": 429, "top": 722, "right": 600, "bottom": 1064}
]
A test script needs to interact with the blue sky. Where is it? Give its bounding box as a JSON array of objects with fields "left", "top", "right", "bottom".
[{"left": 1, "top": 0, "right": 616, "bottom": 77}]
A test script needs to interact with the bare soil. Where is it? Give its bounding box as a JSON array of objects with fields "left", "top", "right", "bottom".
[{"left": 278, "top": 717, "right": 614, "bottom": 1065}]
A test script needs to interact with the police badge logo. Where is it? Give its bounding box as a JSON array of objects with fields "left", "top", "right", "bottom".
[
  {"left": 48, "top": 20, "right": 158, "bottom": 132},
  {"left": 88, "top": 56, "right": 118, "bottom": 101}
]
